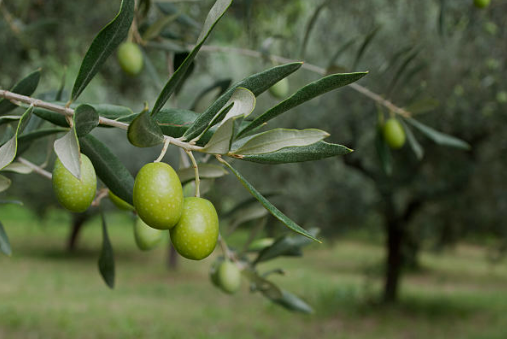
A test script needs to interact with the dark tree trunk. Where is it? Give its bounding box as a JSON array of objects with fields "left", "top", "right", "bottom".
[
  {"left": 167, "top": 242, "right": 179, "bottom": 270},
  {"left": 67, "top": 213, "right": 89, "bottom": 252},
  {"left": 382, "top": 194, "right": 403, "bottom": 304}
]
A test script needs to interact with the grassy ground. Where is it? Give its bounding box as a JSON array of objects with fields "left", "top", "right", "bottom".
[{"left": 1, "top": 204, "right": 507, "bottom": 339}]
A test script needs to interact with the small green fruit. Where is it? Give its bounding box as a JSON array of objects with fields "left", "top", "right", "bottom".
[
  {"left": 383, "top": 118, "right": 406, "bottom": 150},
  {"left": 133, "top": 162, "right": 184, "bottom": 230},
  {"left": 170, "top": 197, "right": 219, "bottom": 260},
  {"left": 474, "top": 0, "right": 490, "bottom": 8},
  {"left": 134, "top": 218, "right": 164, "bottom": 251},
  {"left": 248, "top": 237, "right": 275, "bottom": 252},
  {"left": 117, "top": 42, "right": 143, "bottom": 76},
  {"left": 108, "top": 190, "right": 134, "bottom": 211},
  {"left": 217, "top": 260, "right": 241, "bottom": 294},
  {"left": 52, "top": 154, "right": 97, "bottom": 213},
  {"left": 268, "top": 78, "right": 289, "bottom": 99}
]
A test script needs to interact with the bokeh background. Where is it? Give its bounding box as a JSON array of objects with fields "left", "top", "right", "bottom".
[{"left": 1, "top": 0, "right": 507, "bottom": 338}]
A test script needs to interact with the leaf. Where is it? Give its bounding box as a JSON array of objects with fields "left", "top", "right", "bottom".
[
  {"left": 156, "top": 2, "right": 201, "bottom": 29},
  {"left": 183, "top": 62, "right": 303, "bottom": 141},
  {"left": 228, "top": 205, "right": 268, "bottom": 231},
  {"left": 386, "top": 49, "right": 420, "bottom": 98},
  {"left": 399, "top": 119, "right": 423, "bottom": 160},
  {"left": 242, "top": 269, "right": 283, "bottom": 300},
  {"left": 202, "top": 118, "right": 235, "bottom": 154},
  {"left": 0, "top": 221, "right": 12, "bottom": 256},
  {"left": 54, "top": 127, "right": 81, "bottom": 179},
  {"left": 0, "top": 106, "right": 33, "bottom": 171},
  {"left": 404, "top": 118, "right": 471, "bottom": 150},
  {"left": 254, "top": 228, "right": 319, "bottom": 264},
  {"left": 220, "top": 161, "right": 320, "bottom": 242},
  {"left": 353, "top": 26, "right": 380, "bottom": 70},
  {"left": 32, "top": 107, "right": 68, "bottom": 127},
  {"left": 91, "top": 104, "right": 133, "bottom": 120},
  {"left": 177, "top": 164, "right": 228, "bottom": 184},
  {"left": 270, "top": 290, "right": 314, "bottom": 314},
  {"left": 221, "top": 193, "right": 279, "bottom": 219},
  {"left": 327, "top": 38, "right": 356, "bottom": 69},
  {"left": 74, "top": 104, "right": 99, "bottom": 137},
  {"left": 239, "top": 141, "right": 352, "bottom": 164},
  {"left": 0, "top": 115, "right": 21, "bottom": 125},
  {"left": 234, "top": 128, "right": 329, "bottom": 155},
  {"left": 0, "top": 175, "right": 11, "bottom": 193},
  {"left": 405, "top": 98, "right": 440, "bottom": 115},
  {"left": 98, "top": 208, "right": 115, "bottom": 289},
  {"left": 237, "top": 72, "right": 368, "bottom": 138},
  {"left": 127, "top": 110, "right": 164, "bottom": 147},
  {"left": 80, "top": 134, "right": 134, "bottom": 205},
  {"left": 173, "top": 51, "right": 196, "bottom": 96},
  {"left": 70, "top": 0, "right": 135, "bottom": 102},
  {"left": 151, "top": 0, "right": 233, "bottom": 116},
  {"left": 299, "top": 0, "right": 329, "bottom": 59},
  {"left": 219, "top": 87, "right": 256, "bottom": 123},
  {"left": 190, "top": 78, "right": 232, "bottom": 112},
  {"left": 0, "top": 70, "right": 41, "bottom": 115},
  {"left": 142, "top": 13, "right": 179, "bottom": 41},
  {"left": 55, "top": 67, "right": 67, "bottom": 101},
  {"left": 1, "top": 162, "right": 33, "bottom": 174},
  {"left": 17, "top": 128, "right": 68, "bottom": 156}
]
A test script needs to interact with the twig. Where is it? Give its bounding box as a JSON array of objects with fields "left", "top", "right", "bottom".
[
  {"left": 0, "top": 89, "right": 203, "bottom": 152},
  {"left": 185, "top": 150, "right": 200, "bottom": 197},
  {"left": 17, "top": 157, "right": 52, "bottom": 180},
  {"left": 191, "top": 44, "right": 412, "bottom": 118}
]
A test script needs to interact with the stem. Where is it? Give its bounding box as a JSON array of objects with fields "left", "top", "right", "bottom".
[
  {"left": 218, "top": 234, "right": 234, "bottom": 261},
  {"left": 154, "top": 138, "right": 171, "bottom": 162},
  {"left": 0, "top": 89, "right": 203, "bottom": 152},
  {"left": 17, "top": 157, "right": 52, "bottom": 180},
  {"left": 185, "top": 150, "right": 200, "bottom": 197},
  {"left": 91, "top": 188, "right": 109, "bottom": 207},
  {"left": 190, "top": 44, "right": 412, "bottom": 118}
]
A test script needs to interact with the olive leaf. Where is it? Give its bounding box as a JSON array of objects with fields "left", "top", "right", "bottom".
[
  {"left": 54, "top": 126, "right": 81, "bottom": 180},
  {"left": 127, "top": 110, "right": 164, "bottom": 147},
  {"left": 0, "top": 69, "right": 41, "bottom": 115},
  {"left": 0, "top": 175, "right": 11, "bottom": 193},
  {"left": 177, "top": 164, "right": 228, "bottom": 184},
  {"left": 74, "top": 104, "right": 99, "bottom": 137},
  {"left": 404, "top": 117, "right": 471, "bottom": 150},
  {"left": 202, "top": 118, "right": 235, "bottom": 154},
  {"left": 0, "top": 106, "right": 33, "bottom": 171},
  {"left": 98, "top": 208, "right": 115, "bottom": 289},
  {"left": 0, "top": 221, "right": 12, "bottom": 256}
]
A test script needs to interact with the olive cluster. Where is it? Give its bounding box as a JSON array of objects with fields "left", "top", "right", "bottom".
[{"left": 52, "top": 157, "right": 219, "bottom": 261}]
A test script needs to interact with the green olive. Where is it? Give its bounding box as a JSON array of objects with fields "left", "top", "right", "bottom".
[
  {"left": 52, "top": 154, "right": 97, "bottom": 213},
  {"left": 133, "top": 162, "right": 183, "bottom": 230},
  {"left": 209, "top": 257, "right": 225, "bottom": 288},
  {"left": 217, "top": 260, "right": 241, "bottom": 294},
  {"left": 383, "top": 118, "right": 406, "bottom": 150},
  {"left": 108, "top": 190, "right": 134, "bottom": 211},
  {"left": 170, "top": 197, "right": 219, "bottom": 260},
  {"left": 134, "top": 217, "right": 164, "bottom": 251},
  {"left": 474, "top": 0, "right": 490, "bottom": 8},
  {"left": 268, "top": 78, "right": 289, "bottom": 99},
  {"left": 117, "top": 42, "right": 144, "bottom": 76}
]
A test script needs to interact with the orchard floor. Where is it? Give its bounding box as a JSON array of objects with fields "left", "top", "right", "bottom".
[{"left": 1, "top": 205, "right": 507, "bottom": 339}]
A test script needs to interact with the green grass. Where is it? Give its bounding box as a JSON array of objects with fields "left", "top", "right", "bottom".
[{"left": 1, "top": 204, "right": 507, "bottom": 338}]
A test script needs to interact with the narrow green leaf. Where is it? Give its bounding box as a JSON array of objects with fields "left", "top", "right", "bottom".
[
  {"left": 405, "top": 118, "right": 471, "bottom": 150},
  {"left": 327, "top": 38, "right": 356, "bottom": 69},
  {"left": 353, "top": 26, "right": 380, "bottom": 70},
  {"left": 234, "top": 128, "right": 329, "bottom": 155},
  {"left": 156, "top": 2, "right": 201, "bottom": 29},
  {"left": 237, "top": 72, "right": 368, "bottom": 138},
  {"left": 0, "top": 175, "right": 11, "bottom": 193},
  {"left": 80, "top": 134, "right": 134, "bottom": 205},
  {"left": 183, "top": 62, "right": 303, "bottom": 141},
  {"left": 91, "top": 104, "right": 133, "bottom": 120},
  {"left": 177, "top": 164, "right": 228, "bottom": 184},
  {"left": 254, "top": 228, "right": 319, "bottom": 264},
  {"left": 399, "top": 119, "right": 424, "bottom": 160},
  {"left": 17, "top": 128, "right": 67, "bottom": 156},
  {"left": 0, "top": 221, "right": 12, "bottom": 256},
  {"left": 0, "top": 115, "right": 21, "bottom": 125},
  {"left": 202, "top": 118, "right": 235, "bottom": 154},
  {"left": 229, "top": 205, "right": 268, "bottom": 231},
  {"left": 33, "top": 107, "right": 68, "bottom": 127},
  {"left": 299, "top": 0, "right": 329, "bottom": 59},
  {"left": 98, "top": 208, "right": 115, "bottom": 289},
  {"left": 0, "top": 70, "right": 41, "bottom": 115},
  {"left": 190, "top": 79, "right": 232, "bottom": 112},
  {"left": 239, "top": 141, "right": 352, "bottom": 164},
  {"left": 142, "top": 13, "right": 179, "bottom": 41},
  {"left": 127, "top": 110, "right": 164, "bottom": 147},
  {"left": 270, "top": 290, "right": 314, "bottom": 314},
  {"left": 1, "top": 162, "right": 33, "bottom": 174},
  {"left": 151, "top": 0, "right": 233, "bottom": 116},
  {"left": 55, "top": 67, "right": 67, "bottom": 101},
  {"left": 0, "top": 106, "right": 33, "bottom": 170},
  {"left": 220, "top": 161, "right": 320, "bottom": 242},
  {"left": 75, "top": 104, "right": 99, "bottom": 137},
  {"left": 242, "top": 269, "right": 283, "bottom": 300},
  {"left": 70, "top": 0, "right": 135, "bottom": 101},
  {"left": 54, "top": 127, "right": 81, "bottom": 180},
  {"left": 404, "top": 98, "right": 440, "bottom": 115},
  {"left": 386, "top": 49, "right": 420, "bottom": 98}
]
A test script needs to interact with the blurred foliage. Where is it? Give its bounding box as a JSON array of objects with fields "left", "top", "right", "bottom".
[{"left": 0, "top": 0, "right": 506, "bottom": 255}]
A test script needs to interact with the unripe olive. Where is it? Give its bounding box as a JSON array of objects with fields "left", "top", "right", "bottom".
[
  {"left": 133, "top": 162, "right": 184, "bottom": 230},
  {"left": 117, "top": 42, "right": 144, "bottom": 76},
  {"left": 52, "top": 154, "right": 97, "bottom": 213},
  {"left": 217, "top": 260, "right": 241, "bottom": 294},
  {"left": 474, "top": 0, "right": 490, "bottom": 8},
  {"left": 268, "top": 78, "right": 289, "bottom": 99},
  {"left": 108, "top": 190, "right": 134, "bottom": 211},
  {"left": 170, "top": 197, "right": 219, "bottom": 260},
  {"left": 383, "top": 118, "right": 406, "bottom": 150},
  {"left": 134, "top": 217, "right": 164, "bottom": 251}
]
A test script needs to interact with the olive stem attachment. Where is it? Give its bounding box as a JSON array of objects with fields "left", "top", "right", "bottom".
[
  {"left": 185, "top": 150, "right": 200, "bottom": 198},
  {"left": 154, "top": 138, "right": 171, "bottom": 163},
  {"left": 91, "top": 188, "right": 109, "bottom": 207}
]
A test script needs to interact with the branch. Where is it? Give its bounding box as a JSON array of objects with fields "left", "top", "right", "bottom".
[
  {"left": 17, "top": 157, "right": 52, "bottom": 180},
  {"left": 193, "top": 44, "right": 412, "bottom": 118},
  {"left": 0, "top": 89, "right": 203, "bottom": 152}
]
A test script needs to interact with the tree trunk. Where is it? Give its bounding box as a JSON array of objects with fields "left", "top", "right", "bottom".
[
  {"left": 382, "top": 194, "right": 403, "bottom": 303},
  {"left": 67, "top": 213, "right": 89, "bottom": 252}
]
